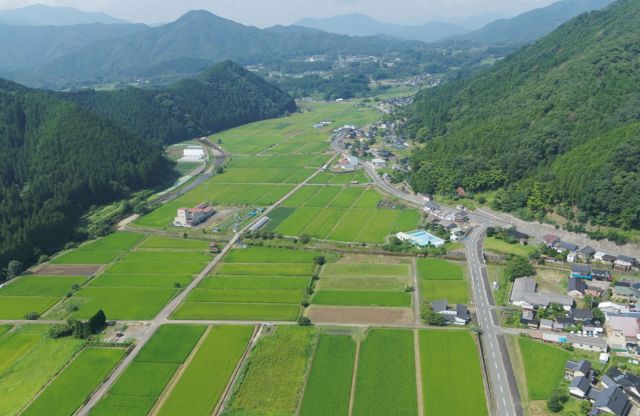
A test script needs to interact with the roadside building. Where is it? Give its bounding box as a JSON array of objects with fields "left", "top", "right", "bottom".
[
  {"left": 430, "top": 299, "right": 470, "bottom": 325},
  {"left": 607, "top": 315, "right": 640, "bottom": 344},
  {"left": 423, "top": 201, "right": 441, "bottom": 213},
  {"left": 568, "top": 277, "right": 586, "bottom": 297},
  {"left": 555, "top": 240, "right": 579, "bottom": 253},
  {"left": 571, "top": 309, "right": 594, "bottom": 322},
  {"left": 544, "top": 234, "right": 561, "bottom": 247},
  {"left": 173, "top": 203, "right": 215, "bottom": 227},
  {"left": 568, "top": 334, "right": 608, "bottom": 353},
  {"left": 540, "top": 319, "right": 554, "bottom": 331},
  {"left": 566, "top": 359, "right": 592, "bottom": 379},
  {"left": 571, "top": 264, "right": 592, "bottom": 280},
  {"left": 592, "top": 386, "right": 632, "bottom": 416},
  {"left": 615, "top": 256, "right": 637, "bottom": 272},
  {"left": 570, "top": 376, "right": 592, "bottom": 398},
  {"left": 371, "top": 158, "right": 386, "bottom": 168}
]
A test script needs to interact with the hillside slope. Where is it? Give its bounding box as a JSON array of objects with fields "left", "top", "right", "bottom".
[
  {"left": 408, "top": 0, "right": 640, "bottom": 229},
  {"left": 454, "top": 0, "right": 615, "bottom": 44},
  {"left": 57, "top": 61, "right": 296, "bottom": 145},
  {"left": 0, "top": 23, "right": 147, "bottom": 72},
  {"left": 0, "top": 79, "right": 171, "bottom": 273}
]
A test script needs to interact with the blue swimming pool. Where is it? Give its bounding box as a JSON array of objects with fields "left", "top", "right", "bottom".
[{"left": 399, "top": 230, "right": 446, "bottom": 248}]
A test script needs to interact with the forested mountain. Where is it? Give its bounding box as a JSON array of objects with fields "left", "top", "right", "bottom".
[
  {"left": 0, "top": 23, "right": 147, "bottom": 72},
  {"left": 0, "top": 4, "right": 128, "bottom": 26},
  {"left": 17, "top": 10, "right": 421, "bottom": 88},
  {"left": 453, "top": 0, "right": 615, "bottom": 44},
  {"left": 295, "top": 13, "right": 469, "bottom": 42},
  {"left": 0, "top": 79, "right": 171, "bottom": 275},
  {"left": 58, "top": 61, "right": 296, "bottom": 145},
  {"left": 408, "top": 0, "right": 640, "bottom": 229}
]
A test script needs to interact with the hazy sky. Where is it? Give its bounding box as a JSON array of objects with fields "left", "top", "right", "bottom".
[{"left": 0, "top": 0, "right": 559, "bottom": 27}]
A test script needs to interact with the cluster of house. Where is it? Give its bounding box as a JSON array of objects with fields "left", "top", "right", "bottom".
[
  {"left": 544, "top": 234, "right": 638, "bottom": 272},
  {"left": 173, "top": 203, "right": 215, "bottom": 228},
  {"left": 430, "top": 299, "right": 470, "bottom": 325},
  {"left": 511, "top": 277, "right": 609, "bottom": 351},
  {"left": 423, "top": 201, "right": 470, "bottom": 241},
  {"left": 566, "top": 359, "right": 639, "bottom": 416}
]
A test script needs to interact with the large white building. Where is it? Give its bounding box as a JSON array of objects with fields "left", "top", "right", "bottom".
[
  {"left": 174, "top": 203, "right": 215, "bottom": 227},
  {"left": 180, "top": 146, "right": 206, "bottom": 162}
]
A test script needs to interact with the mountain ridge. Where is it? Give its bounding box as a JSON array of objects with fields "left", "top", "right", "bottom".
[
  {"left": 408, "top": 0, "right": 640, "bottom": 229},
  {"left": 0, "top": 3, "right": 129, "bottom": 26},
  {"left": 294, "top": 13, "right": 469, "bottom": 43}
]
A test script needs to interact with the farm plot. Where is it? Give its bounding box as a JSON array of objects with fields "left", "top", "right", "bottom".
[
  {"left": 22, "top": 347, "right": 126, "bottom": 416},
  {"left": 175, "top": 247, "right": 316, "bottom": 321},
  {"left": 137, "top": 236, "right": 210, "bottom": 250},
  {"left": 51, "top": 232, "right": 143, "bottom": 265},
  {"left": 517, "top": 337, "right": 570, "bottom": 400},
  {"left": 0, "top": 276, "right": 85, "bottom": 297},
  {"left": 276, "top": 206, "right": 418, "bottom": 243},
  {"left": 352, "top": 329, "right": 418, "bottom": 416},
  {"left": 299, "top": 334, "right": 356, "bottom": 416},
  {"left": 420, "top": 331, "right": 488, "bottom": 416},
  {"left": 309, "top": 170, "right": 369, "bottom": 185},
  {"left": 417, "top": 258, "right": 469, "bottom": 304},
  {"left": 90, "top": 325, "right": 206, "bottom": 416},
  {"left": 72, "top": 287, "right": 178, "bottom": 320},
  {"left": 0, "top": 325, "right": 84, "bottom": 416},
  {"left": 224, "top": 247, "right": 320, "bottom": 263},
  {"left": 0, "top": 296, "right": 61, "bottom": 320},
  {"left": 0, "top": 275, "right": 87, "bottom": 319},
  {"left": 223, "top": 326, "right": 316, "bottom": 416},
  {"left": 314, "top": 259, "right": 412, "bottom": 308},
  {"left": 74, "top": 247, "right": 211, "bottom": 320},
  {"left": 157, "top": 326, "right": 253, "bottom": 416}
]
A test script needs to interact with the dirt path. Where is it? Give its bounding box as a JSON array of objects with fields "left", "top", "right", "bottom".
[
  {"left": 117, "top": 214, "right": 139, "bottom": 230},
  {"left": 214, "top": 324, "right": 263, "bottom": 416},
  {"left": 414, "top": 330, "right": 425, "bottom": 416},
  {"left": 348, "top": 339, "right": 361, "bottom": 416},
  {"left": 411, "top": 258, "right": 422, "bottom": 325}
]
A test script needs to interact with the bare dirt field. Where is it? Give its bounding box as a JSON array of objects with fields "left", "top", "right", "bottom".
[
  {"left": 33, "top": 264, "right": 103, "bottom": 276},
  {"left": 336, "top": 253, "right": 411, "bottom": 265},
  {"left": 307, "top": 306, "right": 413, "bottom": 325}
]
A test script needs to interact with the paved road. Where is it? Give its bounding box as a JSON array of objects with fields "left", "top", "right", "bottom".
[
  {"left": 330, "top": 138, "right": 521, "bottom": 415},
  {"left": 466, "top": 227, "right": 521, "bottom": 416},
  {"left": 77, "top": 152, "right": 338, "bottom": 416}
]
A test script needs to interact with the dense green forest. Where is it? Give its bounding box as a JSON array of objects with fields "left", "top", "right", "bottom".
[
  {"left": 59, "top": 61, "right": 296, "bottom": 145},
  {"left": 0, "top": 79, "right": 171, "bottom": 278},
  {"left": 407, "top": 0, "right": 640, "bottom": 229}
]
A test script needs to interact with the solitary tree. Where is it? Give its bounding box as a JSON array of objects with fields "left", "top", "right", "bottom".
[
  {"left": 88, "top": 310, "right": 108, "bottom": 333},
  {"left": 6, "top": 260, "right": 23, "bottom": 279}
]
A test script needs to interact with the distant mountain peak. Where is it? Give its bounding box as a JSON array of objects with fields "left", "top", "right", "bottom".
[{"left": 0, "top": 3, "right": 129, "bottom": 26}]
